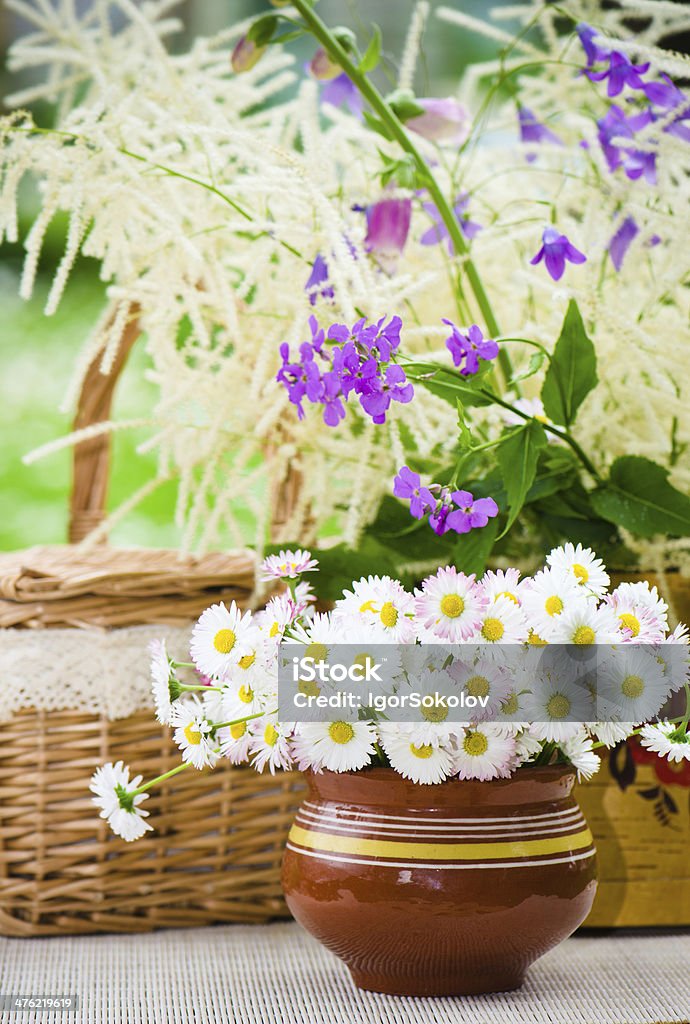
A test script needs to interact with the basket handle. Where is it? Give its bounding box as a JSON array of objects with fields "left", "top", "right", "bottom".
[
  {"left": 69, "top": 305, "right": 304, "bottom": 545},
  {"left": 69, "top": 305, "right": 141, "bottom": 543}
]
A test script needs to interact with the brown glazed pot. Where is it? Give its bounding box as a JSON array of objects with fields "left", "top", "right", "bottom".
[{"left": 281, "top": 765, "right": 597, "bottom": 996}]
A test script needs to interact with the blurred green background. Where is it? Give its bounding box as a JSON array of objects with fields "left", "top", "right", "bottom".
[{"left": 0, "top": 0, "right": 507, "bottom": 552}]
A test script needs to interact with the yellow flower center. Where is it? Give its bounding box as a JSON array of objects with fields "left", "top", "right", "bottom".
[
  {"left": 619, "top": 612, "right": 640, "bottom": 637},
  {"left": 463, "top": 732, "right": 489, "bottom": 756},
  {"left": 546, "top": 693, "right": 571, "bottom": 719},
  {"left": 498, "top": 590, "right": 519, "bottom": 604},
  {"left": 410, "top": 743, "right": 434, "bottom": 760},
  {"left": 502, "top": 693, "right": 519, "bottom": 715},
  {"left": 422, "top": 699, "right": 448, "bottom": 723},
  {"left": 264, "top": 724, "right": 279, "bottom": 747},
  {"left": 184, "top": 723, "right": 202, "bottom": 745},
  {"left": 213, "top": 628, "right": 236, "bottom": 654},
  {"left": 528, "top": 630, "right": 548, "bottom": 646},
  {"left": 545, "top": 595, "right": 564, "bottom": 616},
  {"left": 572, "top": 625, "right": 595, "bottom": 645},
  {"left": 239, "top": 652, "right": 256, "bottom": 670},
  {"left": 298, "top": 678, "right": 321, "bottom": 697},
  {"left": 230, "top": 722, "right": 246, "bottom": 740},
  {"left": 380, "top": 601, "right": 398, "bottom": 628},
  {"left": 305, "top": 642, "right": 328, "bottom": 663},
  {"left": 572, "top": 563, "right": 589, "bottom": 584},
  {"left": 269, "top": 621, "right": 280, "bottom": 638},
  {"left": 621, "top": 674, "right": 644, "bottom": 699},
  {"left": 466, "top": 675, "right": 490, "bottom": 699},
  {"left": 353, "top": 652, "right": 374, "bottom": 676},
  {"left": 328, "top": 721, "right": 355, "bottom": 744},
  {"left": 481, "top": 617, "right": 504, "bottom": 642},
  {"left": 440, "top": 594, "right": 464, "bottom": 618},
  {"left": 238, "top": 684, "right": 254, "bottom": 703},
  {"left": 359, "top": 599, "right": 377, "bottom": 613}
]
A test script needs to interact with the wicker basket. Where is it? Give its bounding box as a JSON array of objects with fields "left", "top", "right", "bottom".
[{"left": 0, "top": 311, "right": 306, "bottom": 937}]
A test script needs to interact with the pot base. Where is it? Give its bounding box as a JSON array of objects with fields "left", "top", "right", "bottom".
[{"left": 349, "top": 967, "right": 524, "bottom": 998}]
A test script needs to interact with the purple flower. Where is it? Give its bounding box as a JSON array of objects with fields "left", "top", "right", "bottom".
[
  {"left": 393, "top": 466, "right": 435, "bottom": 519},
  {"left": 305, "top": 254, "right": 334, "bottom": 306},
  {"left": 530, "top": 228, "right": 587, "bottom": 282},
  {"left": 321, "top": 73, "right": 363, "bottom": 118},
  {"left": 518, "top": 107, "right": 562, "bottom": 160},
  {"left": 420, "top": 193, "right": 481, "bottom": 254},
  {"left": 446, "top": 491, "right": 499, "bottom": 534},
  {"left": 406, "top": 97, "right": 470, "bottom": 145},
  {"left": 597, "top": 105, "right": 657, "bottom": 184},
  {"left": 587, "top": 50, "right": 650, "bottom": 98},
  {"left": 608, "top": 216, "right": 639, "bottom": 272},
  {"left": 577, "top": 24, "right": 609, "bottom": 68},
  {"left": 644, "top": 74, "right": 690, "bottom": 143},
  {"left": 365, "top": 198, "right": 412, "bottom": 256},
  {"left": 443, "top": 320, "right": 499, "bottom": 377},
  {"left": 359, "top": 363, "right": 414, "bottom": 424}
]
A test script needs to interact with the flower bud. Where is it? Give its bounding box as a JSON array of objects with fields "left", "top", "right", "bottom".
[
  {"left": 231, "top": 35, "right": 266, "bottom": 74},
  {"left": 406, "top": 97, "right": 471, "bottom": 146},
  {"left": 309, "top": 48, "right": 341, "bottom": 81}
]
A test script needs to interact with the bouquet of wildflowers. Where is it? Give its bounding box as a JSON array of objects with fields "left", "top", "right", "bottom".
[
  {"left": 3, "top": 0, "right": 690, "bottom": 582},
  {"left": 91, "top": 544, "right": 690, "bottom": 841}
]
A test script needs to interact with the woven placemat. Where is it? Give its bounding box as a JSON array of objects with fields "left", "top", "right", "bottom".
[{"left": 1, "top": 923, "right": 688, "bottom": 1024}]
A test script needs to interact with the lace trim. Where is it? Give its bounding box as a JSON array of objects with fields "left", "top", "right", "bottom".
[{"left": 1, "top": 625, "right": 191, "bottom": 722}]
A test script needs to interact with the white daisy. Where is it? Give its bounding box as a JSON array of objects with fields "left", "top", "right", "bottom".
[
  {"left": 414, "top": 567, "right": 487, "bottom": 642},
  {"left": 90, "top": 761, "right": 153, "bottom": 842},
  {"left": 514, "top": 728, "right": 544, "bottom": 766},
  {"left": 452, "top": 725, "right": 518, "bottom": 780},
  {"left": 291, "top": 720, "right": 377, "bottom": 772},
  {"left": 559, "top": 730, "right": 601, "bottom": 781},
  {"left": 548, "top": 601, "right": 620, "bottom": 647},
  {"left": 656, "top": 626, "right": 690, "bottom": 692},
  {"left": 336, "top": 575, "right": 416, "bottom": 642},
  {"left": 447, "top": 656, "right": 512, "bottom": 721},
  {"left": 260, "top": 548, "right": 319, "bottom": 581},
  {"left": 587, "top": 721, "right": 635, "bottom": 748},
  {"left": 520, "top": 567, "right": 589, "bottom": 640},
  {"left": 149, "top": 638, "right": 176, "bottom": 725},
  {"left": 249, "top": 717, "right": 294, "bottom": 773},
  {"left": 478, "top": 568, "right": 525, "bottom": 607},
  {"left": 171, "top": 698, "right": 219, "bottom": 770},
  {"left": 639, "top": 720, "right": 690, "bottom": 763},
  {"left": 471, "top": 595, "right": 528, "bottom": 645},
  {"left": 218, "top": 719, "right": 253, "bottom": 764},
  {"left": 606, "top": 581, "right": 668, "bottom": 642},
  {"left": 379, "top": 725, "right": 454, "bottom": 784},
  {"left": 190, "top": 601, "right": 258, "bottom": 680},
  {"left": 221, "top": 675, "right": 276, "bottom": 721},
  {"left": 294, "top": 579, "right": 317, "bottom": 616},
  {"left": 524, "top": 668, "right": 595, "bottom": 743},
  {"left": 396, "top": 667, "right": 461, "bottom": 742},
  {"left": 202, "top": 684, "right": 225, "bottom": 723},
  {"left": 597, "top": 648, "right": 670, "bottom": 724},
  {"left": 546, "top": 543, "right": 610, "bottom": 597},
  {"left": 257, "top": 592, "right": 298, "bottom": 640},
  {"left": 501, "top": 397, "right": 560, "bottom": 438}
]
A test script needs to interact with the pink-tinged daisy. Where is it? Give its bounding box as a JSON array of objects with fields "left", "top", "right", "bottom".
[
  {"left": 478, "top": 567, "right": 525, "bottom": 606},
  {"left": 190, "top": 602, "right": 258, "bottom": 680},
  {"left": 336, "top": 575, "right": 416, "bottom": 642},
  {"left": 639, "top": 720, "right": 690, "bottom": 763},
  {"left": 471, "top": 595, "right": 528, "bottom": 645},
  {"left": 171, "top": 698, "right": 218, "bottom": 770},
  {"left": 258, "top": 592, "right": 299, "bottom": 640},
  {"left": 414, "top": 567, "right": 487, "bottom": 642},
  {"left": 559, "top": 730, "right": 600, "bottom": 781},
  {"left": 378, "top": 724, "right": 455, "bottom": 785},
  {"left": 520, "top": 567, "right": 589, "bottom": 640},
  {"left": 546, "top": 543, "right": 610, "bottom": 597},
  {"left": 453, "top": 724, "right": 518, "bottom": 780},
  {"left": 260, "top": 548, "right": 318, "bottom": 581},
  {"left": 606, "top": 580, "right": 668, "bottom": 641}
]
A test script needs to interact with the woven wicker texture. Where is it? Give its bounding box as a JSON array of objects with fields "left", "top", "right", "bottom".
[
  {"left": 1, "top": 923, "right": 688, "bottom": 1024},
  {"left": 0, "top": 709, "right": 306, "bottom": 937}
]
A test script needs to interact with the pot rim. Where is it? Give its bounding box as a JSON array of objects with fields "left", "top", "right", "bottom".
[{"left": 307, "top": 763, "right": 575, "bottom": 786}]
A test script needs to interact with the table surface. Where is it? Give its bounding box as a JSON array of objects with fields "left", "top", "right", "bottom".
[{"left": 1, "top": 923, "right": 689, "bottom": 1024}]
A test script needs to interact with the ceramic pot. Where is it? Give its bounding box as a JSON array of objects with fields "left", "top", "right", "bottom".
[{"left": 281, "top": 765, "right": 597, "bottom": 996}]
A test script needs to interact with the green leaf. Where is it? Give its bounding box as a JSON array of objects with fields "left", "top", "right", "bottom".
[
  {"left": 359, "top": 24, "right": 382, "bottom": 72},
  {"left": 452, "top": 518, "right": 499, "bottom": 576},
  {"left": 590, "top": 456, "right": 690, "bottom": 539},
  {"left": 363, "top": 111, "right": 393, "bottom": 140},
  {"left": 247, "top": 14, "right": 278, "bottom": 46},
  {"left": 407, "top": 362, "right": 493, "bottom": 408},
  {"left": 509, "top": 350, "right": 545, "bottom": 386},
  {"left": 496, "top": 420, "right": 548, "bottom": 538},
  {"left": 385, "top": 88, "right": 425, "bottom": 121},
  {"left": 456, "top": 399, "right": 474, "bottom": 449},
  {"left": 540, "top": 299, "right": 597, "bottom": 428},
  {"left": 332, "top": 26, "right": 357, "bottom": 52}
]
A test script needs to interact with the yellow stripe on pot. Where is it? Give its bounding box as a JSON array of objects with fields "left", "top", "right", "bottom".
[{"left": 288, "top": 824, "right": 593, "bottom": 861}]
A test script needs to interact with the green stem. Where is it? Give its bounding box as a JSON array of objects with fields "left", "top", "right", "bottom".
[
  {"left": 212, "top": 708, "right": 277, "bottom": 732},
  {"left": 289, "top": 0, "right": 513, "bottom": 385},
  {"left": 178, "top": 683, "right": 223, "bottom": 692},
  {"left": 134, "top": 760, "right": 192, "bottom": 794},
  {"left": 681, "top": 684, "right": 690, "bottom": 733}
]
